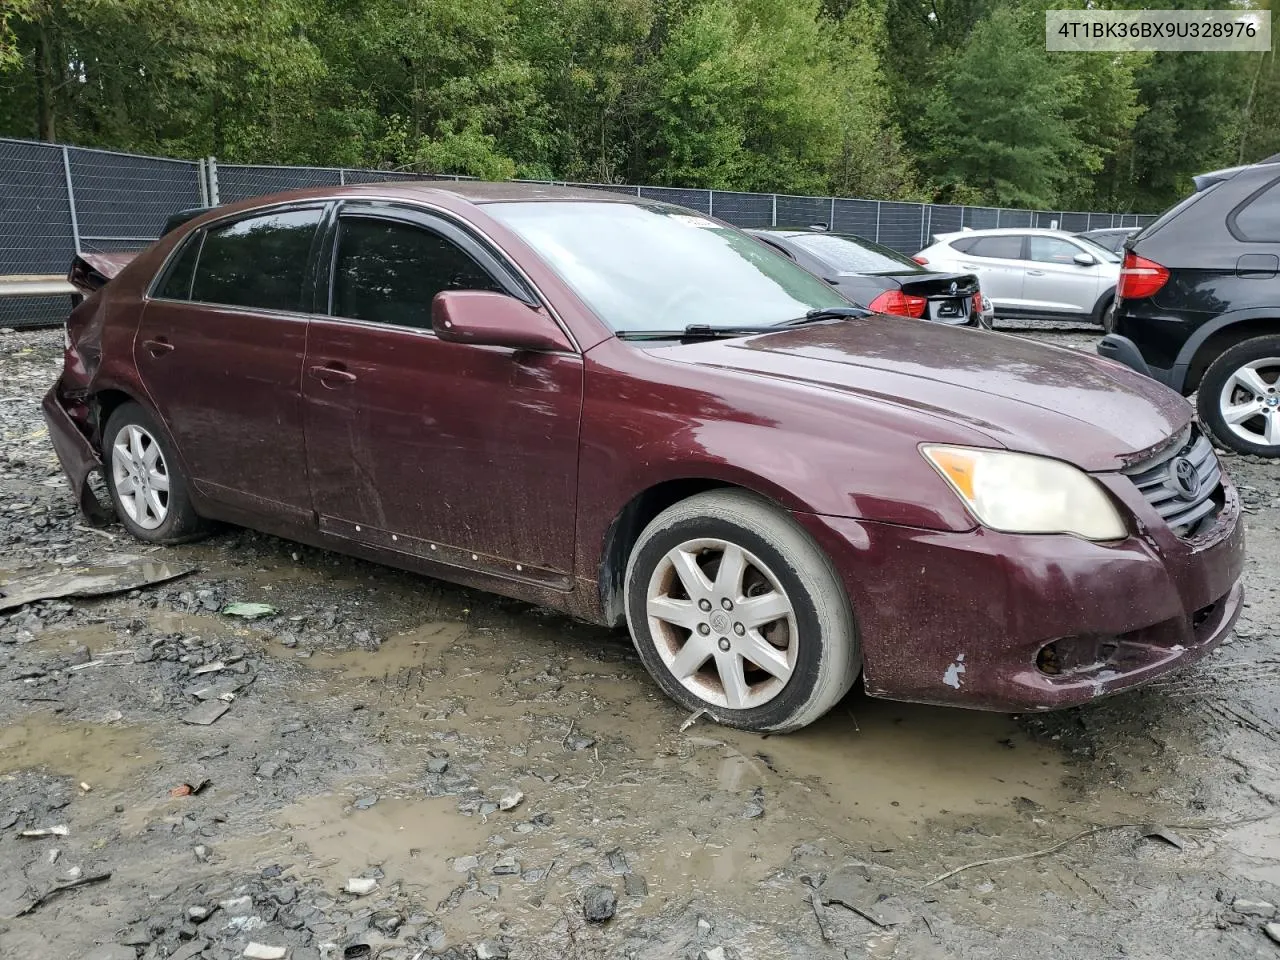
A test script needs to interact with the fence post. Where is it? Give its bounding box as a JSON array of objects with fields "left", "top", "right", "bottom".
[
  {"left": 196, "top": 158, "right": 209, "bottom": 208},
  {"left": 708, "top": 190, "right": 715, "bottom": 218},
  {"left": 771, "top": 194, "right": 777, "bottom": 227},
  {"left": 207, "top": 157, "right": 220, "bottom": 206},
  {"left": 61, "top": 146, "right": 82, "bottom": 255},
  {"left": 874, "top": 201, "right": 881, "bottom": 244},
  {"left": 339, "top": 168, "right": 346, "bottom": 186},
  {"left": 829, "top": 197, "right": 835, "bottom": 230}
]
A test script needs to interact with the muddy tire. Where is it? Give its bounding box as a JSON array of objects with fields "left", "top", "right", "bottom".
[
  {"left": 102, "top": 402, "right": 208, "bottom": 543},
  {"left": 1197, "top": 335, "right": 1280, "bottom": 457},
  {"left": 624, "top": 489, "right": 860, "bottom": 732}
]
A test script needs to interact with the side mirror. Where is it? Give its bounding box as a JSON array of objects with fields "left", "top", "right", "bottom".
[
  {"left": 1073, "top": 252, "right": 1097, "bottom": 266},
  {"left": 432, "top": 290, "right": 573, "bottom": 352}
]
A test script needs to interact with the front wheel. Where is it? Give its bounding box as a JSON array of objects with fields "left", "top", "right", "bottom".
[
  {"left": 624, "top": 490, "right": 860, "bottom": 732},
  {"left": 1197, "top": 335, "right": 1280, "bottom": 457}
]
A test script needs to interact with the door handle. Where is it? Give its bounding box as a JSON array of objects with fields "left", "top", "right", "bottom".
[
  {"left": 142, "top": 337, "right": 174, "bottom": 357},
  {"left": 308, "top": 363, "right": 357, "bottom": 386},
  {"left": 1027, "top": 270, "right": 1046, "bottom": 276}
]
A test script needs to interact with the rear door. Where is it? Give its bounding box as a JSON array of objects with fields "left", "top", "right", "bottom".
[
  {"left": 951, "top": 235, "right": 1026, "bottom": 311},
  {"left": 301, "top": 203, "right": 584, "bottom": 580},
  {"left": 135, "top": 205, "right": 325, "bottom": 521},
  {"left": 1023, "top": 235, "right": 1105, "bottom": 316}
]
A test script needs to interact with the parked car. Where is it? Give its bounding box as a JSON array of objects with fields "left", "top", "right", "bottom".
[
  {"left": 748, "top": 227, "right": 990, "bottom": 327},
  {"left": 1075, "top": 227, "right": 1140, "bottom": 254},
  {"left": 1101, "top": 157, "right": 1280, "bottom": 457},
  {"left": 915, "top": 228, "right": 1120, "bottom": 324},
  {"left": 44, "top": 182, "right": 1243, "bottom": 731}
]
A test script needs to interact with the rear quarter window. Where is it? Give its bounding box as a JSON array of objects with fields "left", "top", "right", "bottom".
[
  {"left": 153, "top": 233, "right": 202, "bottom": 300},
  {"left": 1230, "top": 176, "right": 1280, "bottom": 242},
  {"left": 967, "top": 236, "right": 1024, "bottom": 259}
]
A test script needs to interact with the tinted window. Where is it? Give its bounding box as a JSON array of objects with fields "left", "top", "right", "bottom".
[
  {"left": 789, "top": 232, "right": 922, "bottom": 274},
  {"left": 949, "top": 237, "right": 978, "bottom": 253},
  {"left": 1234, "top": 179, "right": 1280, "bottom": 242},
  {"left": 1027, "top": 236, "right": 1084, "bottom": 264},
  {"left": 190, "top": 208, "right": 322, "bottom": 312},
  {"left": 155, "top": 234, "right": 202, "bottom": 300},
  {"left": 968, "top": 236, "right": 1024, "bottom": 259},
  {"left": 486, "top": 201, "right": 847, "bottom": 332},
  {"left": 332, "top": 218, "right": 501, "bottom": 328}
]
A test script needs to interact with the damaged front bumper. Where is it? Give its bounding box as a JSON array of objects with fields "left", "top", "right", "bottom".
[
  {"left": 796, "top": 473, "right": 1246, "bottom": 712},
  {"left": 41, "top": 383, "right": 113, "bottom": 524}
]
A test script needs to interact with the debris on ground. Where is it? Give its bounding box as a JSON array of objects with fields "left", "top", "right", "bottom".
[
  {"left": 182, "top": 701, "right": 231, "bottom": 725},
  {"left": 15, "top": 871, "right": 112, "bottom": 916},
  {"left": 221, "top": 602, "right": 278, "bottom": 619},
  {"left": 583, "top": 884, "right": 617, "bottom": 922},
  {"left": 819, "top": 865, "right": 911, "bottom": 927},
  {"left": 1141, "top": 824, "right": 1187, "bottom": 850},
  {"left": 0, "top": 560, "right": 193, "bottom": 611},
  {"left": 344, "top": 877, "right": 378, "bottom": 895},
  {"left": 169, "top": 778, "right": 211, "bottom": 797},
  {"left": 19, "top": 825, "right": 69, "bottom": 837},
  {"left": 498, "top": 788, "right": 524, "bottom": 811}
]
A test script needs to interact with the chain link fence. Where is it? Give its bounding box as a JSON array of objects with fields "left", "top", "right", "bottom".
[{"left": 1, "top": 135, "right": 1155, "bottom": 329}]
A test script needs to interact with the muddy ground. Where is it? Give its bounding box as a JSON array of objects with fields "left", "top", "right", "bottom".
[{"left": 2, "top": 322, "right": 1280, "bottom": 960}]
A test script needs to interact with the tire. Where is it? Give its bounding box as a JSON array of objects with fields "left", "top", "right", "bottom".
[
  {"left": 102, "top": 401, "right": 209, "bottom": 542},
  {"left": 1099, "top": 298, "right": 1117, "bottom": 333},
  {"left": 1197, "top": 335, "right": 1280, "bottom": 457},
  {"left": 624, "top": 489, "right": 860, "bottom": 732}
]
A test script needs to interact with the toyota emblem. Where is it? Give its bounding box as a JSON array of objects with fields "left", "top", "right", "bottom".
[{"left": 1169, "top": 456, "right": 1200, "bottom": 501}]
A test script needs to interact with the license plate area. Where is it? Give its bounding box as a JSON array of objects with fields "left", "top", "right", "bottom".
[{"left": 930, "top": 298, "right": 969, "bottom": 321}]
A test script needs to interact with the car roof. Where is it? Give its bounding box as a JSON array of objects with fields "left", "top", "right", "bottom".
[{"left": 930, "top": 227, "right": 1085, "bottom": 243}]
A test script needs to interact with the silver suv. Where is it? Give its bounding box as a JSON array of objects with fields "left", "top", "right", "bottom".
[{"left": 914, "top": 228, "right": 1121, "bottom": 325}]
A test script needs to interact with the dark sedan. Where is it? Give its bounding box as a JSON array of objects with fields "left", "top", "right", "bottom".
[
  {"left": 748, "top": 228, "right": 990, "bottom": 327},
  {"left": 43, "top": 182, "right": 1243, "bottom": 731}
]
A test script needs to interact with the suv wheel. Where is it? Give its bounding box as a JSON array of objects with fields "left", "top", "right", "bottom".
[
  {"left": 624, "top": 489, "right": 860, "bottom": 732},
  {"left": 103, "top": 402, "right": 209, "bottom": 542},
  {"left": 1198, "top": 335, "right": 1280, "bottom": 456}
]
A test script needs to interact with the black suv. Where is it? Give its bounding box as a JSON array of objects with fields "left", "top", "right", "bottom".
[{"left": 1101, "top": 155, "right": 1280, "bottom": 456}]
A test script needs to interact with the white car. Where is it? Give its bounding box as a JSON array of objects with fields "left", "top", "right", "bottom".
[{"left": 914, "top": 228, "right": 1121, "bottom": 325}]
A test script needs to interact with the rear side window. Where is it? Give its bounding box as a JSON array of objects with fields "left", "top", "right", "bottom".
[
  {"left": 331, "top": 217, "right": 502, "bottom": 329},
  {"left": 949, "top": 237, "right": 977, "bottom": 253},
  {"left": 1232, "top": 178, "right": 1280, "bottom": 242},
  {"left": 190, "top": 208, "right": 323, "bottom": 312},
  {"left": 154, "top": 234, "right": 202, "bottom": 300},
  {"left": 1027, "top": 236, "right": 1082, "bottom": 264},
  {"left": 967, "top": 236, "right": 1024, "bottom": 259}
]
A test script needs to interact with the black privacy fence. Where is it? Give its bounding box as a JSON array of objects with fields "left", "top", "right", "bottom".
[{"left": 0, "top": 136, "right": 1155, "bottom": 328}]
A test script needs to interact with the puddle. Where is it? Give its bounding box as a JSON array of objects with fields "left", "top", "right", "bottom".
[
  {"left": 0, "top": 713, "right": 157, "bottom": 786},
  {"left": 281, "top": 621, "right": 469, "bottom": 678},
  {"left": 272, "top": 791, "right": 490, "bottom": 890}
]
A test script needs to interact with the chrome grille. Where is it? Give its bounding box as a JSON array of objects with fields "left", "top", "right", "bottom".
[{"left": 1125, "top": 427, "right": 1223, "bottom": 537}]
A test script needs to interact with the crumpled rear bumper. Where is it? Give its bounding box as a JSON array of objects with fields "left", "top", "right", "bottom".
[{"left": 41, "top": 383, "right": 113, "bottom": 524}]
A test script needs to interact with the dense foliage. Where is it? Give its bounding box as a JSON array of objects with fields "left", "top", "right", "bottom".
[{"left": 1, "top": 0, "right": 1275, "bottom": 212}]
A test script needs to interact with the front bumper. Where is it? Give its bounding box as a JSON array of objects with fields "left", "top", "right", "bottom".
[
  {"left": 795, "top": 473, "right": 1245, "bottom": 712},
  {"left": 41, "top": 384, "right": 112, "bottom": 524}
]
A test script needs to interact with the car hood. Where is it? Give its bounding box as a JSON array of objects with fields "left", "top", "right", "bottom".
[{"left": 653, "top": 317, "right": 1191, "bottom": 472}]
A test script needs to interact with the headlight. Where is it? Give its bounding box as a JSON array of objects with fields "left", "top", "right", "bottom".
[{"left": 922, "top": 445, "right": 1126, "bottom": 541}]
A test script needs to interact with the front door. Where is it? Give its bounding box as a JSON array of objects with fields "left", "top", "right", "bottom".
[
  {"left": 1022, "top": 235, "right": 1104, "bottom": 316},
  {"left": 135, "top": 205, "right": 326, "bottom": 520},
  {"left": 301, "top": 205, "right": 583, "bottom": 580}
]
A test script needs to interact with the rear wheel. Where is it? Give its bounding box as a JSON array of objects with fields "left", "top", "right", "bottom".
[
  {"left": 624, "top": 489, "right": 860, "bottom": 732},
  {"left": 103, "top": 402, "right": 208, "bottom": 542},
  {"left": 1197, "top": 335, "right": 1280, "bottom": 457}
]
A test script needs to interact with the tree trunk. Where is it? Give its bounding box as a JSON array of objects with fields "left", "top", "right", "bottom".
[
  {"left": 35, "top": 22, "right": 56, "bottom": 141},
  {"left": 1239, "top": 50, "right": 1268, "bottom": 165}
]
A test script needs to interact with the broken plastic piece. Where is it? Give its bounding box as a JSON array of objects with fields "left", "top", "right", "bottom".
[{"left": 222, "top": 602, "right": 278, "bottom": 619}]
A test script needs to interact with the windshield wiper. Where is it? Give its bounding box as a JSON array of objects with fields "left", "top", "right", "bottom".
[
  {"left": 776, "top": 306, "right": 870, "bottom": 326},
  {"left": 615, "top": 324, "right": 779, "bottom": 341}
]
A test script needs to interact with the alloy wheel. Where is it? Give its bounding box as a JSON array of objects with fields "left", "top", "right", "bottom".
[
  {"left": 1218, "top": 357, "right": 1280, "bottom": 448},
  {"left": 645, "top": 537, "right": 797, "bottom": 710},
  {"left": 110, "top": 423, "right": 170, "bottom": 530}
]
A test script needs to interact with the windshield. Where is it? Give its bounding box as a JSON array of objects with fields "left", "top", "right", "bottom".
[
  {"left": 486, "top": 200, "right": 848, "bottom": 332},
  {"left": 786, "top": 231, "right": 923, "bottom": 274},
  {"left": 1074, "top": 236, "right": 1122, "bottom": 263}
]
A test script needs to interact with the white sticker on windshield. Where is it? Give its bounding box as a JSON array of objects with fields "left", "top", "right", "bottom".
[{"left": 669, "top": 214, "right": 718, "bottom": 228}]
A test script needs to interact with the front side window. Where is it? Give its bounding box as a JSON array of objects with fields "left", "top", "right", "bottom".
[
  {"left": 190, "top": 208, "right": 323, "bottom": 312},
  {"left": 1027, "top": 236, "right": 1084, "bottom": 264},
  {"left": 1233, "top": 178, "right": 1280, "bottom": 242},
  {"left": 331, "top": 218, "right": 502, "bottom": 329},
  {"left": 486, "top": 201, "right": 847, "bottom": 332},
  {"left": 968, "top": 236, "right": 1025, "bottom": 260}
]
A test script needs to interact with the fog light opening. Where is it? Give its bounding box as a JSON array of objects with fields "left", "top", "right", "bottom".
[{"left": 1037, "top": 634, "right": 1121, "bottom": 677}]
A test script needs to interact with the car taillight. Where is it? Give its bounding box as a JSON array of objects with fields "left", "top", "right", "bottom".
[
  {"left": 868, "top": 289, "right": 928, "bottom": 318},
  {"left": 912, "top": 256, "right": 929, "bottom": 265},
  {"left": 972, "top": 290, "right": 984, "bottom": 312},
  {"left": 1118, "top": 252, "right": 1169, "bottom": 300}
]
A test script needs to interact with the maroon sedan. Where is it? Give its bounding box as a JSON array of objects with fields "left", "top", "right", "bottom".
[{"left": 43, "top": 182, "right": 1244, "bottom": 731}]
